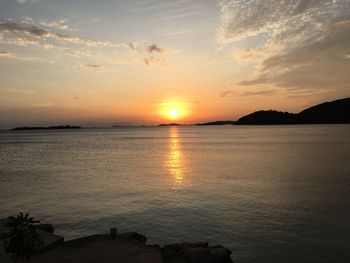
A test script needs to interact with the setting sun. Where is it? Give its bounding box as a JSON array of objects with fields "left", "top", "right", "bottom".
[
  {"left": 168, "top": 109, "right": 180, "bottom": 118},
  {"left": 157, "top": 100, "right": 190, "bottom": 121}
]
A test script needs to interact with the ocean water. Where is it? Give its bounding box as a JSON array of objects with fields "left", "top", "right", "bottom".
[{"left": 0, "top": 125, "right": 349, "bottom": 262}]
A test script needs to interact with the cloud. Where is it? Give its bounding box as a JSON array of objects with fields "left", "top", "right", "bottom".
[
  {"left": 17, "top": 16, "right": 74, "bottom": 31},
  {"left": 146, "top": 44, "right": 165, "bottom": 53},
  {"left": 220, "top": 89, "right": 276, "bottom": 98},
  {"left": 0, "top": 86, "right": 34, "bottom": 95},
  {"left": 233, "top": 48, "right": 265, "bottom": 61},
  {"left": 219, "top": 0, "right": 350, "bottom": 95},
  {"left": 219, "top": 0, "right": 340, "bottom": 44},
  {"left": 127, "top": 42, "right": 137, "bottom": 51},
  {"left": 16, "top": 0, "right": 39, "bottom": 4},
  {"left": 39, "top": 19, "right": 72, "bottom": 31},
  {"left": 0, "top": 21, "right": 51, "bottom": 37},
  {"left": 85, "top": 64, "right": 102, "bottom": 71},
  {"left": 0, "top": 20, "right": 121, "bottom": 49},
  {"left": 34, "top": 102, "right": 54, "bottom": 108},
  {"left": 0, "top": 50, "right": 16, "bottom": 58},
  {"left": 143, "top": 56, "right": 165, "bottom": 66},
  {"left": 0, "top": 18, "right": 171, "bottom": 69},
  {"left": 220, "top": 90, "right": 234, "bottom": 98}
]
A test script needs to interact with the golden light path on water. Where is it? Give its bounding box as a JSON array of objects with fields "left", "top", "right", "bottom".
[{"left": 166, "top": 127, "right": 185, "bottom": 189}]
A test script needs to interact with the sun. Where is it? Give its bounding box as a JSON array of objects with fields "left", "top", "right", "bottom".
[
  {"left": 168, "top": 108, "right": 180, "bottom": 118},
  {"left": 158, "top": 101, "right": 188, "bottom": 121}
]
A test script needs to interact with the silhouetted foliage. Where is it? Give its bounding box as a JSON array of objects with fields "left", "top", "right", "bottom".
[{"left": 2, "top": 213, "right": 42, "bottom": 262}]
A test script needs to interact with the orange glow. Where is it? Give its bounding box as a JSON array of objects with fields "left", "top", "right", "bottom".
[{"left": 158, "top": 101, "right": 189, "bottom": 121}]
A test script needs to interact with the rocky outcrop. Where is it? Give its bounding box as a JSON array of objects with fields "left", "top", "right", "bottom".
[
  {"left": 118, "top": 231, "right": 148, "bottom": 244},
  {"left": 162, "top": 242, "right": 233, "bottom": 263},
  {"left": 1, "top": 218, "right": 233, "bottom": 263},
  {"left": 36, "top": 224, "right": 55, "bottom": 234}
]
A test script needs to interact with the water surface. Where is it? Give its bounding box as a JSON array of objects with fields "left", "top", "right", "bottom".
[{"left": 1, "top": 125, "right": 349, "bottom": 262}]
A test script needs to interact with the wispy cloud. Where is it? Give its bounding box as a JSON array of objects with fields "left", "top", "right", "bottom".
[
  {"left": 16, "top": 0, "right": 39, "bottom": 4},
  {"left": 127, "top": 42, "right": 138, "bottom": 51},
  {"left": 18, "top": 17, "right": 73, "bottom": 31},
  {"left": 220, "top": 89, "right": 276, "bottom": 98},
  {"left": 0, "top": 86, "right": 35, "bottom": 95},
  {"left": 146, "top": 44, "right": 165, "bottom": 53},
  {"left": 0, "top": 19, "right": 123, "bottom": 50},
  {"left": 143, "top": 56, "right": 165, "bottom": 66},
  {"left": 0, "top": 18, "right": 171, "bottom": 68},
  {"left": 39, "top": 19, "right": 72, "bottom": 31},
  {"left": 233, "top": 48, "right": 265, "bottom": 61},
  {"left": 219, "top": 0, "right": 350, "bottom": 95},
  {"left": 85, "top": 64, "right": 102, "bottom": 71},
  {"left": 0, "top": 50, "right": 16, "bottom": 58}
]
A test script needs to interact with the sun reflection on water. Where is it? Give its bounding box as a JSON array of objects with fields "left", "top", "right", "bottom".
[{"left": 166, "top": 127, "right": 185, "bottom": 189}]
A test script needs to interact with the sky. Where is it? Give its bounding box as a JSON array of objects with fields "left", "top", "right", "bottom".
[{"left": 0, "top": 0, "right": 349, "bottom": 128}]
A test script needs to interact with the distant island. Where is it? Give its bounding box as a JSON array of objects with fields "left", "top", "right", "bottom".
[
  {"left": 11, "top": 125, "right": 81, "bottom": 131},
  {"left": 158, "top": 123, "right": 182, "bottom": 127},
  {"left": 196, "top": 120, "right": 235, "bottom": 126}
]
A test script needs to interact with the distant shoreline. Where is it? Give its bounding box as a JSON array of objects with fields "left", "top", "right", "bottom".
[
  {"left": 5, "top": 123, "right": 350, "bottom": 132},
  {"left": 10, "top": 125, "right": 81, "bottom": 131},
  {"left": 5, "top": 97, "right": 350, "bottom": 130}
]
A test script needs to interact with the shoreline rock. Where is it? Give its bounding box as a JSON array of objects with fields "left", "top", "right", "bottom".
[{"left": 1, "top": 218, "right": 233, "bottom": 263}]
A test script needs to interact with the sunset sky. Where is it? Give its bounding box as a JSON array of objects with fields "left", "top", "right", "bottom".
[{"left": 1, "top": 0, "right": 349, "bottom": 128}]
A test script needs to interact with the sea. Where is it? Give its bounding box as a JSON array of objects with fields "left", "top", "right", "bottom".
[{"left": 0, "top": 125, "right": 349, "bottom": 262}]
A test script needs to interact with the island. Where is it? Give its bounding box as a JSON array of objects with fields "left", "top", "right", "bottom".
[
  {"left": 196, "top": 121, "right": 236, "bottom": 126},
  {"left": 10, "top": 125, "right": 81, "bottom": 131},
  {"left": 158, "top": 123, "right": 183, "bottom": 127}
]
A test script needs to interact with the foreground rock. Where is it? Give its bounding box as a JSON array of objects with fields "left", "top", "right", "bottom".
[
  {"left": 0, "top": 218, "right": 233, "bottom": 263},
  {"left": 162, "top": 242, "right": 232, "bottom": 263},
  {"left": 27, "top": 234, "right": 162, "bottom": 263}
]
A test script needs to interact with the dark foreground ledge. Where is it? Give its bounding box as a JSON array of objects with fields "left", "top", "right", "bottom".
[{"left": 0, "top": 218, "right": 233, "bottom": 263}]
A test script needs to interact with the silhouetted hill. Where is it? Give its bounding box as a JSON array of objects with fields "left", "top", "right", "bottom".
[
  {"left": 158, "top": 123, "right": 182, "bottom": 127},
  {"left": 237, "top": 97, "right": 350, "bottom": 125},
  {"left": 196, "top": 120, "right": 236, "bottom": 125},
  {"left": 297, "top": 97, "right": 350, "bottom": 124},
  {"left": 238, "top": 110, "right": 297, "bottom": 125},
  {"left": 11, "top": 125, "right": 81, "bottom": 130}
]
